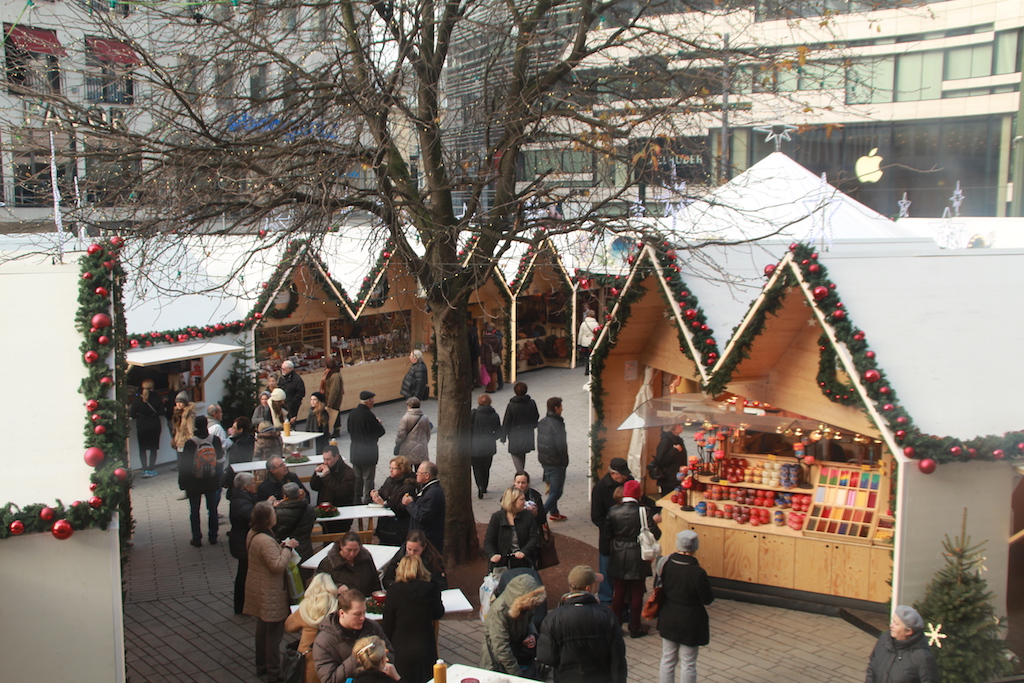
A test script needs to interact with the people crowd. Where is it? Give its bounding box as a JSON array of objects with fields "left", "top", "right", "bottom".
[{"left": 133, "top": 358, "right": 921, "bottom": 683}]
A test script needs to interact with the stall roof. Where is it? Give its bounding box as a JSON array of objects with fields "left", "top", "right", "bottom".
[
  {"left": 816, "top": 247, "right": 1024, "bottom": 440},
  {"left": 126, "top": 340, "right": 244, "bottom": 367}
]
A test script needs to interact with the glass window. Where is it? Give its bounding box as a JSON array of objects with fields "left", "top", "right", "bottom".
[
  {"left": 944, "top": 44, "right": 992, "bottom": 80},
  {"left": 846, "top": 57, "right": 894, "bottom": 104},
  {"left": 994, "top": 30, "right": 1020, "bottom": 75},
  {"left": 895, "top": 51, "right": 942, "bottom": 101},
  {"left": 799, "top": 63, "right": 845, "bottom": 90}
]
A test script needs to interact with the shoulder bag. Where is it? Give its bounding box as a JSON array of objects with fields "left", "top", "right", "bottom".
[
  {"left": 638, "top": 507, "right": 661, "bottom": 561},
  {"left": 641, "top": 556, "right": 669, "bottom": 620},
  {"left": 281, "top": 639, "right": 307, "bottom": 683}
]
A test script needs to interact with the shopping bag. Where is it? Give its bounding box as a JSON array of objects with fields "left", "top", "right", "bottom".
[
  {"left": 286, "top": 549, "right": 304, "bottom": 603},
  {"left": 479, "top": 363, "right": 491, "bottom": 387},
  {"left": 535, "top": 525, "right": 560, "bottom": 570},
  {"left": 281, "top": 640, "right": 306, "bottom": 683},
  {"left": 479, "top": 570, "right": 501, "bottom": 622}
]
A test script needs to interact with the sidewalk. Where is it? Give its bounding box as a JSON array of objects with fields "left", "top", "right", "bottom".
[{"left": 124, "top": 366, "right": 875, "bottom": 682}]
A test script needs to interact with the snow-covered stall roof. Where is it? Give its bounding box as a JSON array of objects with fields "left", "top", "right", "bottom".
[{"left": 817, "top": 247, "right": 1024, "bottom": 440}]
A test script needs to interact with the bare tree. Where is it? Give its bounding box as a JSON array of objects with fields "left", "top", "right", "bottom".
[{"left": 6, "top": 0, "right": 861, "bottom": 561}]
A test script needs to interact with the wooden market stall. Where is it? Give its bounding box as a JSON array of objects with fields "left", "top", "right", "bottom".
[
  {"left": 255, "top": 240, "right": 432, "bottom": 410},
  {"left": 507, "top": 239, "right": 576, "bottom": 378}
]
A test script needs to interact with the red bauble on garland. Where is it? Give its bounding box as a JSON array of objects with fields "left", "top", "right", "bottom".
[
  {"left": 109, "top": 236, "right": 123, "bottom": 247},
  {"left": 684, "top": 308, "right": 697, "bottom": 320},
  {"left": 97, "top": 336, "right": 110, "bottom": 346},
  {"left": 84, "top": 350, "right": 99, "bottom": 363},
  {"left": 85, "top": 399, "right": 99, "bottom": 412},
  {"left": 832, "top": 310, "right": 847, "bottom": 321},
  {"left": 812, "top": 286, "right": 829, "bottom": 301},
  {"left": 88, "top": 496, "right": 103, "bottom": 509},
  {"left": 903, "top": 446, "right": 916, "bottom": 458},
  {"left": 87, "top": 243, "right": 103, "bottom": 255},
  {"left": 51, "top": 519, "right": 74, "bottom": 540},
  {"left": 993, "top": 449, "right": 1005, "bottom": 460},
  {"left": 94, "top": 425, "right": 106, "bottom": 435},
  {"left": 94, "top": 286, "right": 109, "bottom": 297},
  {"left": 82, "top": 272, "right": 93, "bottom": 280},
  {"left": 84, "top": 447, "right": 105, "bottom": 467},
  {"left": 40, "top": 506, "right": 55, "bottom": 521},
  {"left": 9, "top": 519, "right": 24, "bottom": 535},
  {"left": 91, "top": 313, "right": 111, "bottom": 329},
  {"left": 99, "top": 376, "right": 113, "bottom": 386},
  {"left": 809, "top": 264, "right": 821, "bottom": 274},
  {"left": 918, "top": 458, "right": 937, "bottom": 474},
  {"left": 864, "top": 369, "right": 880, "bottom": 383},
  {"left": 950, "top": 446, "right": 963, "bottom": 456},
  {"left": 114, "top": 468, "right": 129, "bottom": 481},
  {"left": 89, "top": 483, "right": 99, "bottom": 492},
  {"left": 763, "top": 264, "right": 776, "bottom": 277}
]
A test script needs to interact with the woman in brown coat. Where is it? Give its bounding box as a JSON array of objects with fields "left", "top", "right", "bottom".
[
  {"left": 169, "top": 391, "right": 196, "bottom": 453},
  {"left": 244, "top": 500, "right": 299, "bottom": 683},
  {"left": 285, "top": 572, "right": 339, "bottom": 683},
  {"left": 393, "top": 398, "right": 431, "bottom": 470}
]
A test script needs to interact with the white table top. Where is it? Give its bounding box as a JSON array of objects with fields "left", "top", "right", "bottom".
[
  {"left": 229, "top": 455, "right": 324, "bottom": 473},
  {"left": 430, "top": 663, "right": 535, "bottom": 683},
  {"left": 301, "top": 542, "right": 401, "bottom": 571},
  {"left": 283, "top": 430, "right": 322, "bottom": 446},
  {"left": 290, "top": 586, "right": 472, "bottom": 622},
  {"left": 317, "top": 504, "right": 395, "bottom": 522}
]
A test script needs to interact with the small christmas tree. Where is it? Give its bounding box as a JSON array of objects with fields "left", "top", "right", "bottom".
[
  {"left": 914, "top": 509, "right": 1013, "bottom": 683},
  {"left": 221, "top": 350, "right": 259, "bottom": 426}
]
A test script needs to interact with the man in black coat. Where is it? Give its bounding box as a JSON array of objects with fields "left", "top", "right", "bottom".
[
  {"left": 403, "top": 460, "right": 446, "bottom": 552},
  {"left": 347, "top": 390, "right": 386, "bottom": 504},
  {"left": 537, "top": 396, "right": 569, "bottom": 521},
  {"left": 228, "top": 471, "right": 259, "bottom": 614},
  {"left": 256, "top": 456, "right": 310, "bottom": 501},
  {"left": 652, "top": 424, "right": 687, "bottom": 495},
  {"left": 590, "top": 457, "right": 632, "bottom": 606},
  {"left": 502, "top": 382, "right": 539, "bottom": 473},
  {"left": 272, "top": 482, "right": 316, "bottom": 561},
  {"left": 310, "top": 443, "right": 356, "bottom": 532},
  {"left": 278, "top": 359, "right": 306, "bottom": 423},
  {"left": 537, "top": 565, "right": 626, "bottom": 683}
]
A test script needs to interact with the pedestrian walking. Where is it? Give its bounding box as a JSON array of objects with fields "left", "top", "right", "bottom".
[{"left": 502, "top": 382, "right": 539, "bottom": 474}]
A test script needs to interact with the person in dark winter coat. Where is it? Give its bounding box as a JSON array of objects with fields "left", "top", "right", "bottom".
[
  {"left": 537, "top": 397, "right": 569, "bottom": 521},
  {"left": 271, "top": 482, "right": 316, "bottom": 561},
  {"left": 306, "top": 391, "right": 333, "bottom": 454},
  {"left": 591, "top": 457, "right": 633, "bottom": 605},
  {"left": 278, "top": 360, "right": 306, "bottom": 424},
  {"left": 311, "top": 444, "right": 356, "bottom": 533},
  {"left": 130, "top": 379, "right": 164, "bottom": 477},
  {"left": 381, "top": 530, "right": 448, "bottom": 590},
  {"left": 485, "top": 487, "right": 541, "bottom": 571},
  {"left": 382, "top": 555, "right": 445, "bottom": 683},
  {"left": 370, "top": 456, "right": 417, "bottom": 546},
  {"left": 400, "top": 350, "right": 430, "bottom": 400},
  {"left": 652, "top": 424, "right": 687, "bottom": 496},
  {"left": 227, "top": 416, "right": 256, "bottom": 464},
  {"left": 502, "top": 383, "right": 540, "bottom": 473},
  {"left": 657, "top": 530, "right": 714, "bottom": 683},
  {"left": 314, "top": 589, "right": 394, "bottom": 683},
  {"left": 481, "top": 323, "right": 504, "bottom": 392},
  {"left": 606, "top": 479, "right": 661, "bottom": 638},
  {"left": 257, "top": 456, "right": 309, "bottom": 502},
  {"left": 179, "top": 415, "right": 224, "bottom": 547},
  {"left": 228, "top": 472, "right": 259, "bottom": 614},
  {"left": 537, "top": 565, "right": 627, "bottom": 683},
  {"left": 317, "top": 532, "right": 383, "bottom": 597},
  {"left": 471, "top": 393, "right": 503, "bottom": 498},
  {"left": 479, "top": 573, "right": 546, "bottom": 678},
  {"left": 403, "top": 461, "right": 445, "bottom": 552},
  {"left": 514, "top": 471, "right": 547, "bottom": 528},
  {"left": 252, "top": 391, "right": 272, "bottom": 426},
  {"left": 865, "top": 605, "right": 940, "bottom": 683},
  {"left": 348, "top": 391, "right": 387, "bottom": 504}
]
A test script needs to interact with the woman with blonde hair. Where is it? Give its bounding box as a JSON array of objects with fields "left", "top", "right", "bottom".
[
  {"left": 130, "top": 378, "right": 164, "bottom": 477},
  {"left": 285, "top": 573, "right": 339, "bottom": 683},
  {"left": 269, "top": 387, "right": 289, "bottom": 429},
  {"left": 382, "top": 554, "right": 444, "bottom": 683},
  {"left": 484, "top": 487, "right": 540, "bottom": 571},
  {"left": 349, "top": 636, "right": 400, "bottom": 682}
]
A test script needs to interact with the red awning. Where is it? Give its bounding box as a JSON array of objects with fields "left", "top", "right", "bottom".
[
  {"left": 4, "top": 24, "right": 66, "bottom": 56},
  {"left": 86, "top": 37, "right": 140, "bottom": 66}
]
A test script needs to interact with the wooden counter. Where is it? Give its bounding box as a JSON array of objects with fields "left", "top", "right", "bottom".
[
  {"left": 658, "top": 497, "right": 892, "bottom": 604},
  {"left": 297, "top": 356, "right": 413, "bottom": 413}
]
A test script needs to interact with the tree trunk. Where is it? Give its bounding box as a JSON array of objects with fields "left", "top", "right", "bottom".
[{"left": 430, "top": 301, "right": 480, "bottom": 565}]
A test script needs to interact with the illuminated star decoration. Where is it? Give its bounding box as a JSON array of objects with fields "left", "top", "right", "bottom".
[
  {"left": 753, "top": 124, "right": 799, "bottom": 152},
  {"left": 949, "top": 181, "right": 965, "bottom": 217},
  {"left": 929, "top": 207, "right": 965, "bottom": 249},
  {"left": 897, "top": 192, "right": 911, "bottom": 219},
  {"left": 976, "top": 555, "right": 988, "bottom": 573},
  {"left": 925, "top": 623, "right": 947, "bottom": 648}
]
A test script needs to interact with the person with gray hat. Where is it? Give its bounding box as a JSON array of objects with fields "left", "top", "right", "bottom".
[
  {"left": 169, "top": 390, "right": 196, "bottom": 458},
  {"left": 865, "top": 605, "right": 939, "bottom": 682},
  {"left": 657, "top": 530, "right": 714, "bottom": 683},
  {"left": 347, "top": 390, "right": 386, "bottom": 503},
  {"left": 537, "top": 564, "right": 627, "bottom": 683}
]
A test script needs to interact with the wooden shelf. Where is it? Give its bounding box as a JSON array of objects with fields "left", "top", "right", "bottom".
[
  {"left": 803, "top": 465, "right": 884, "bottom": 545},
  {"left": 657, "top": 498, "right": 805, "bottom": 539},
  {"left": 697, "top": 475, "right": 809, "bottom": 495}
]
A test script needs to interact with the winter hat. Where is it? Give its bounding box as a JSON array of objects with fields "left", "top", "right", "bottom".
[
  {"left": 175, "top": 391, "right": 190, "bottom": 404},
  {"left": 270, "top": 388, "right": 286, "bottom": 402},
  {"left": 895, "top": 605, "right": 924, "bottom": 633},
  {"left": 609, "top": 457, "right": 631, "bottom": 476},
  {"left": 676, "top": 530, "right": 699, "bottom": 553},
  {"left": 311, "top": 391, "right": 327, "bottom": 403},
  {"left": 259, "top": 391, "right": 271, "bottom": 399},
  {"left": 567, "top": 565, "right": 603, "bottom": 590},
  {"left": 359, "top": 390, "right": 376, "bottom": 401},
  {"left": 622, "top": 480, "right": 642, "bottom": 500}
]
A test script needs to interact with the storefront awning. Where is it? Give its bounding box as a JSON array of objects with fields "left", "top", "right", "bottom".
[
  {"left": 617, "top": 394, "right": 824, "bottom": 434},
  {"left": 86, "top": 36, "right": 140, "bottom": 65},
  {"left": 4, "top": 24, "right": 66, "bottom": 55},
  {"left": 126, "top": 340, "right": 243, "bottom": 367}
]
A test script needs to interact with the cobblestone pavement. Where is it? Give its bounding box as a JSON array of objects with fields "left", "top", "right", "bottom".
[{"left": 124, "top": 366, "right": 875, "bottom": 682}]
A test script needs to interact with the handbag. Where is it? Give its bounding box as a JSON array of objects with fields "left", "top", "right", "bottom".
[
  {"left": 490, "top": 351, "right": 502, "bottom": 366},
  {"left": 638, "top": 507, "right": 661, "bottom": 561},
  {"left": 281, "top": 640, "right": 307, "bottom": 683},
  {"left": 641, "top": 556, "right": 668, "bottom": 620},
  {"left": 286, "top": 549, "right": 304, "bottom": 602},
  {"left": 535, "top": 524, "right": 560, "bottom": 570}
]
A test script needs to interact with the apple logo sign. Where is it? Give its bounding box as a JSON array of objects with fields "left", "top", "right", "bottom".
[{"left": 855, "top": 148, "right": 884, "bottom": 184}]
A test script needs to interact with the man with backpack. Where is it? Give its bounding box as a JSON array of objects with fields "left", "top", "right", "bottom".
[{"left": 179, "top": 415, "right": 225, "bottom": 548}]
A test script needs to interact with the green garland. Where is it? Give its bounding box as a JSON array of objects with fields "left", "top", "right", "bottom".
[
  {"left": 355, "top": 241, "right": 396, "bottom": 309},
  {"left": 816, "top": 332, "right": 857, "bottom": 405},
  {"left": 1, "top": 239, "right": 132, "bottom": 541}
]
